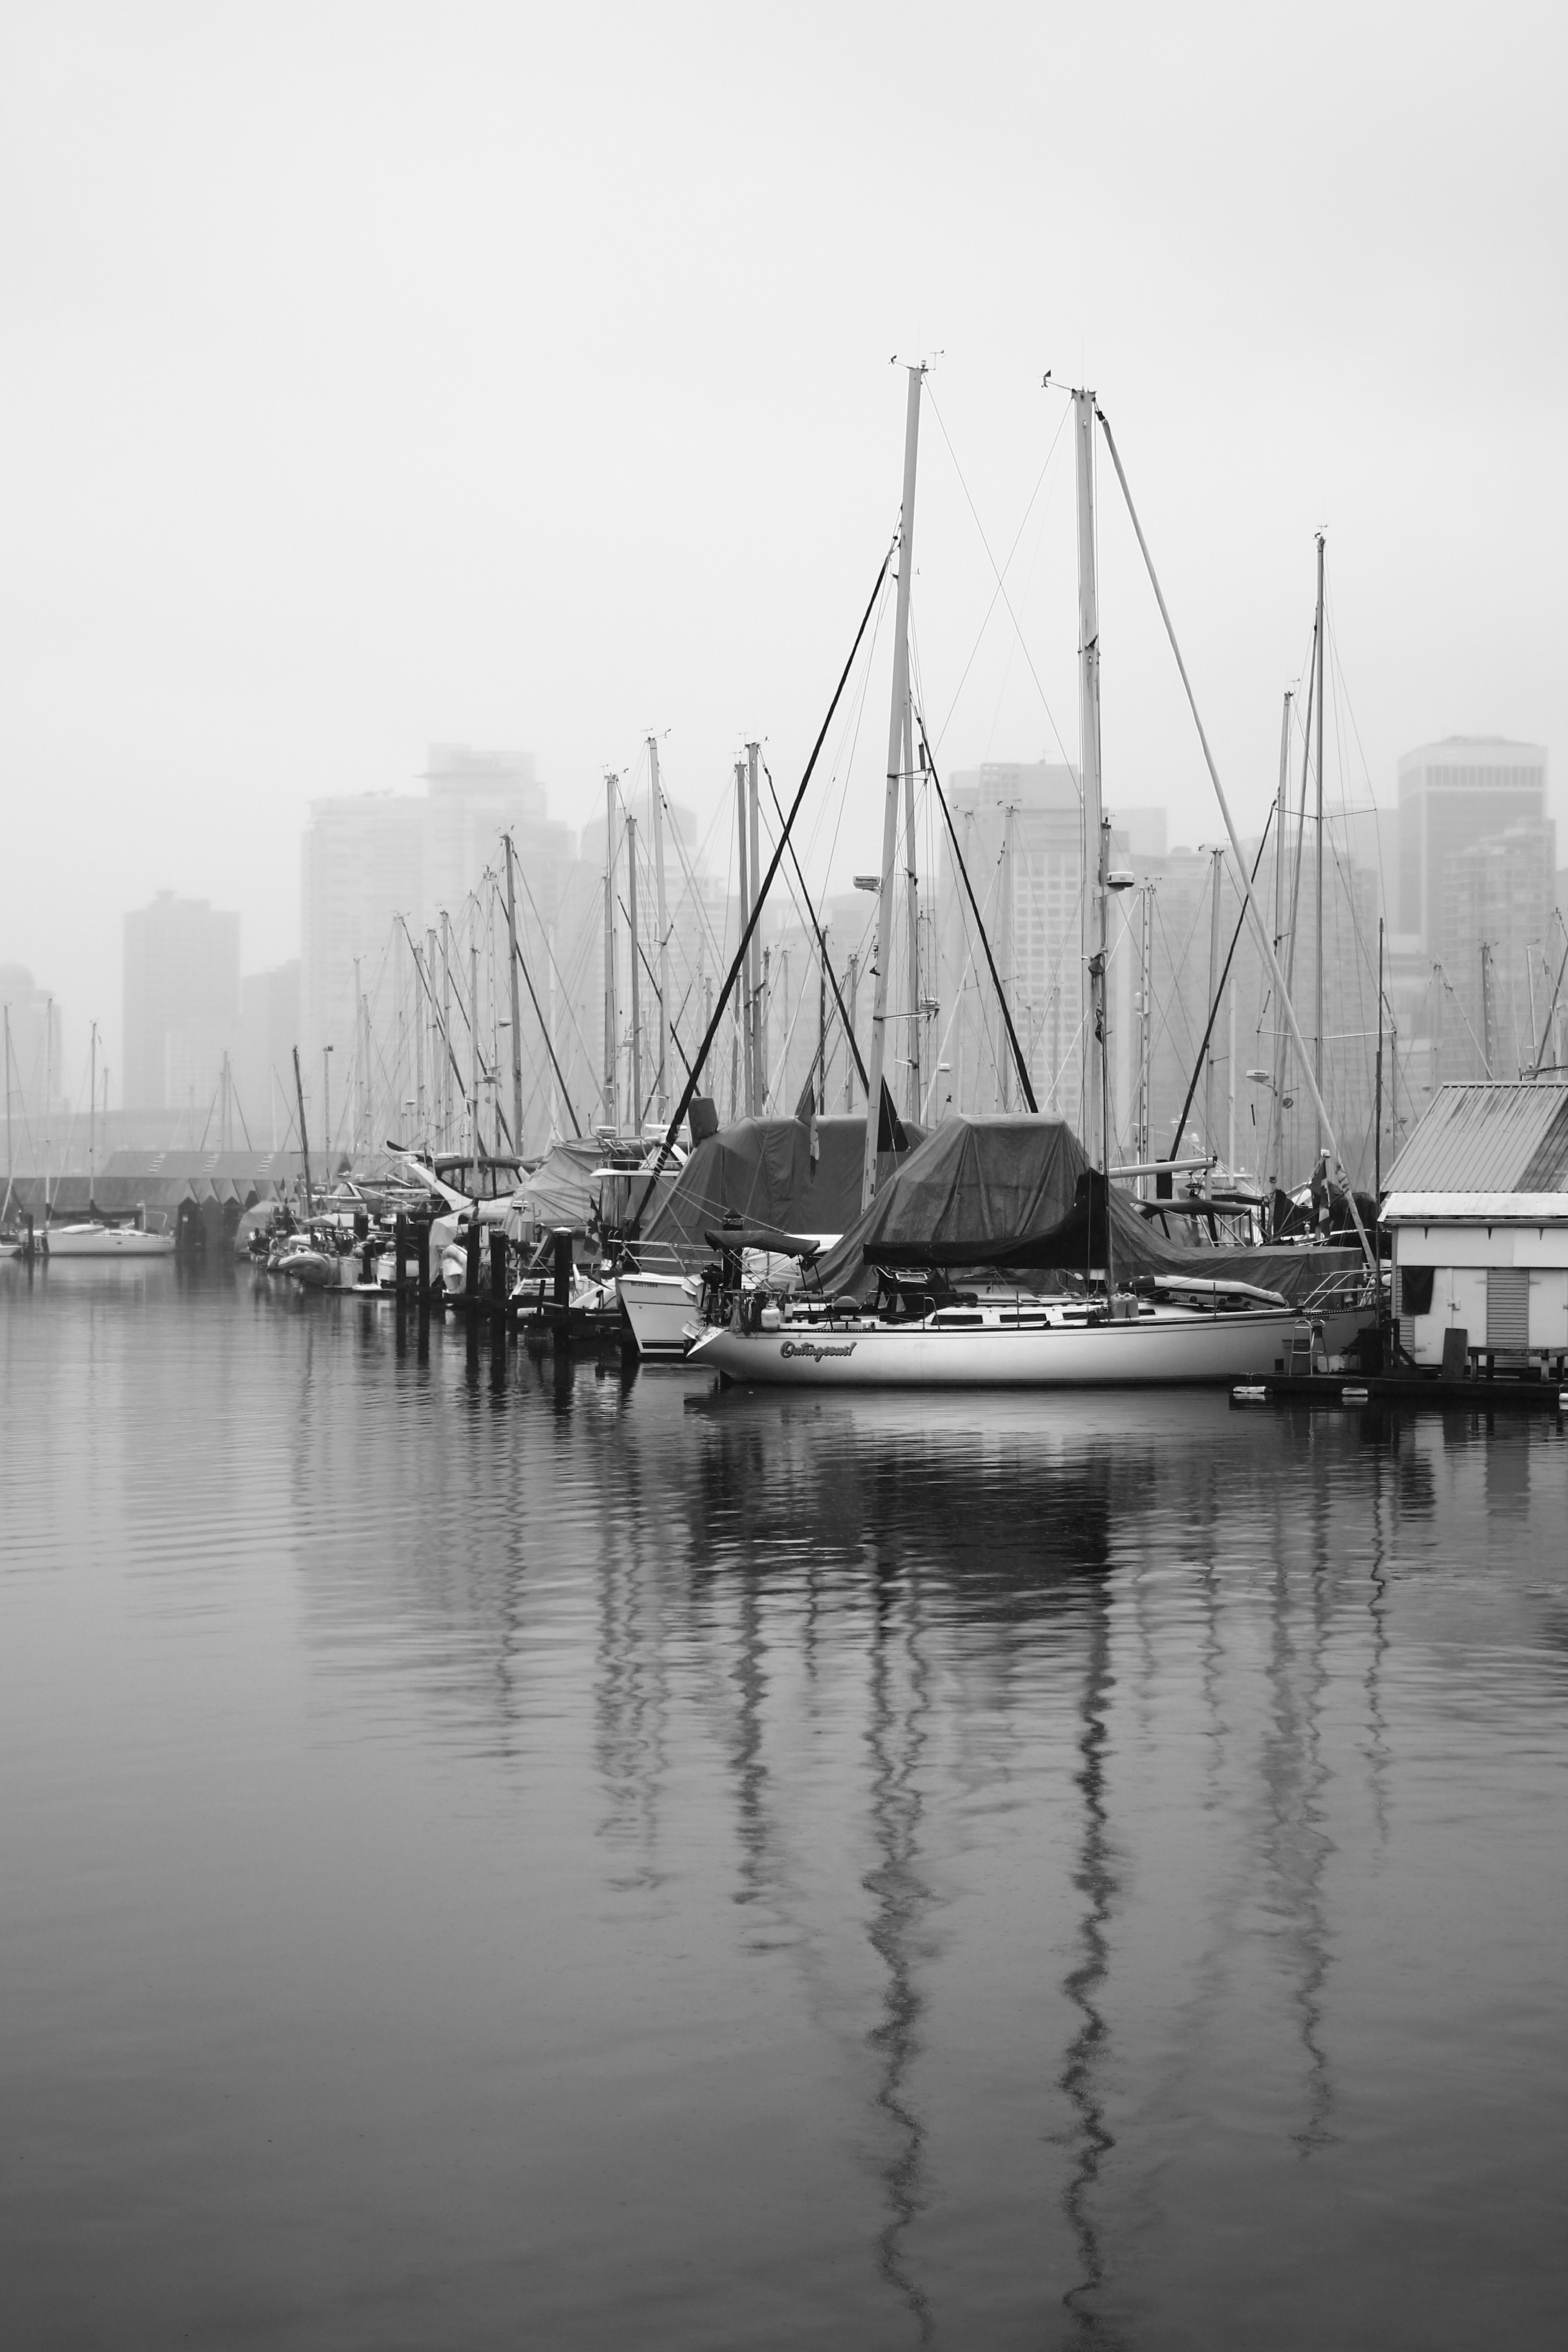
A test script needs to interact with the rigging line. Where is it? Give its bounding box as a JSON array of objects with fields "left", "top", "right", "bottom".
[
  {"left": 928, "top": 405, "right": 1070, "bottom": 751},
  {"left": 762, "top": 759, "right": 870, "bottom": 1088},
  {"left": 795, "top": 565, "right": 891, "bottom": 889},
  {"left": 631, "top": 543, "right": 895, "bottom": 1227},
  {"left": 397, "top": 916, "right": 477, "bottom": 1125},
  {"left": 914, "top": 708, "right": 1038, "bottom": 1112},
  {"left": 1094, "top": 398, "right": 1375, "bottom": 1265},
  {"left": 1433, "top": 962, "right": 1491, "bottom": 1076},
  {"left": 924, "top": 386, "right": 1076, "bottom": 778},
  {"left": 511, "top": 858, "right": 598, "bottom": 1084},
  {"left": 506, "top": 904, "right": 583, "bottom": 1139},
  {"left": 612, "top": 893, "right": 697, "bottom": 1087}
]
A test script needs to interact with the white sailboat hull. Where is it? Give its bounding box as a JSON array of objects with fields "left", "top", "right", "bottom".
[
  {"left": 44, "top": 1224, "right": 176, "bottom": 1260},
  {"left": 619, "top": 1271, "right": 699, "bottom": 1357},
  {"left": 687, "top": 1305, "right": 1300, "bottom": 1389}
]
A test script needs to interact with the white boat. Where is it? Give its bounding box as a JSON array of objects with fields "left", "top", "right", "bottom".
[
  {"left": 619, "top": 1267, "right": 701, "bottom": 1357},
  {"left": 43, "top": 1222, "right": 175, "bottom": 1260},
  {"left": 688, "top": 1283, "right": 1301, "bottom": 1388}
]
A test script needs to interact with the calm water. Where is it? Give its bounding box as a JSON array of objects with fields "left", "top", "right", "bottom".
[{"left": 2, "top": 1261, "right": 1566, "bottom": 2350}]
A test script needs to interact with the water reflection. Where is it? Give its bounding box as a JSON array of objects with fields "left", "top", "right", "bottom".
[
  {"left": 865, "top": 1564, "right": 934, "bottom": 2341},
  {"left": 1060, "top": 1570, "right": 1120, "bottom": 2347},
  {"left": 11, "top": 1282, "right": 1567, "bottom": 2345}
]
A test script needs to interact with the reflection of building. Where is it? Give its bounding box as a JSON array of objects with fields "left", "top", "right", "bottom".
[
  {"left": 122, "top": 893, "right": 241, "bottom": 1113},
  {"left": 0, "top": 963, "right": 65, "bottom": 1120}
]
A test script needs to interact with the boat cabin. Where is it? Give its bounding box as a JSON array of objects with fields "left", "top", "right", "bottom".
[{"left": 1382, "top": 1082, "right": 1568, "bottom": 1373}]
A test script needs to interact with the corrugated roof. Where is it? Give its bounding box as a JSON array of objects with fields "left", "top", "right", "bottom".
[{"left": 1384, "top": 1082, "right": 1568, "bottom": 1195}]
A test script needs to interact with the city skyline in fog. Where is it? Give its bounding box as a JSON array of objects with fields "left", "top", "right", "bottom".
[{"left": 4, "top": 1, "right": 1565, "bottom": 1084}]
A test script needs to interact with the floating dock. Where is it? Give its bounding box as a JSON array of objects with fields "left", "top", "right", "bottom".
[{"left": 1235, "top": 1372, "right": 1568, "bottom": 1414}]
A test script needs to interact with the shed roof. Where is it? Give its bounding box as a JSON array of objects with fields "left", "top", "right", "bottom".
[{"left": 1383, "top": 1083, "right": 1568, "bottom": 1197}]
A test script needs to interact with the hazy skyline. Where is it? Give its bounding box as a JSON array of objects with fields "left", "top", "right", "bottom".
[{"left": 4, "top": 2, "right": 1565, "bottom": 1087}]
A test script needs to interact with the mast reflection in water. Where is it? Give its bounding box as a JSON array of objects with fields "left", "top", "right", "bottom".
[{"left": 2, "top": 1270, "right": 1567, "bottom": 2350}]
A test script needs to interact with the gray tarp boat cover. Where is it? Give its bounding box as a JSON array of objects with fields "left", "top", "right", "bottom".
[
  {"left": 813, "top": 1117, "right": 1365, "bottom": 1306},
  {"left": 510, "top": 1139, "right": 613, "bottom": 1236},
  {"left": 642, "top": 1114, "right": 921, "bottom": 1260},
  {"left": 509, "top": 1139, "right": 680, "bottom": 1240}
]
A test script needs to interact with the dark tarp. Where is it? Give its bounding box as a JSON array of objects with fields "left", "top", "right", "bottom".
[
  {"left": 815, "top": 1122, "right": 1366, "bottom": 1307},
  {"left": 642, "top": 1113, "right": 921, "bottom": 1262},
  {"left": 809, "top": 1115, "right": 1091, "bottom": 1296},
  {"left": 933, "top": 1169, "right": 1366, "bottom": 1306}
]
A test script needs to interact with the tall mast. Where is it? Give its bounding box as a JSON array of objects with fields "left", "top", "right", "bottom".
[
  {"left": 862, "top": 362, "right": 923, "bottom": 1210},
  {"left": 322, "top": 1047, "right": 332, "bottom": 1176},
  {"left": 903, "top": 699, "right": 921, "bottom": 1120},
  {"left": 1313, "top": 529, "right": 1326, "bottom": 1157},
  {"left": 1138, "top": 884, "right": 1153, "bottom": 1190},
  {"left": 503, "top": 833, "right": 524, "bottom": 1155},
  {"left": 441, "top": 914, "right": 453, "bottom": 1152},
  {"left": 1374, "top": 916, "right": 1385, "bottom": 1200},
  {"left": 1204, "top": 846, "right": 1224, "bottom": 1167},
  {"left": 89, "top": 1021, "right": 96, "bottom": 1201},
  {"left": 469, "top": 933, "right": 481, "bottom": 1160},
  {"left": 649, "top": 738, "right": 671, "bottom": 1124},
  {"left": 604, "top": 773, "right": 619, "bottom": 1135},
  {"left": 4, "top": 1006, "right": 12, "bottom": 1218},
  {"left": 359, "top": 974, "right": 365, "bottom": 1154},
  {"left": 733, "top": 758, "right": 751, "bottom": 1114},
  {"left": 1075, "top": 387, "right": 1107, "bottom": 1170},
  {"left": 997, "top": 802, "right": 1014, "bottom": 1114},
  {"left": 817, "top": 931, "right": 828, "bottom": 1114},
  {"left": 413, "top": 937, "right": 426, "bottom": 1141},
  {"left": 1267, "top": 689, "right": 1293, "bottom": 1190},
  {"left": 292, "top": 1045, "right": 313, "bottom": 1214},
  {"left": 547, "top": 919, "right": 559, "bottom": 1137},
  {"left": 844, "top": 953, "right": 858, "bottom": 1111},
  {"left": 627, "top": 812, "right": 644, "bottom": 1133},
  {"left": 746, "top": 742, "right": 764, "bottom": 1117}
]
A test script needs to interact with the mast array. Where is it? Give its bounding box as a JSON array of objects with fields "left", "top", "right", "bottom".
[{"left": 862, "top": 362, "right": 924, "bottom": 1211}]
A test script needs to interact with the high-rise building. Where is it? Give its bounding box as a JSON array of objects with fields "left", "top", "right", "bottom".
[
  {"left": 236, "top": 960, "right": 301, "bottom": 1145},
  {"left": 935, "top": 760, "right": 1132, "bottom": 1131},
  {"left": 299, "top": 748, "right": 577, "bottom": 1156},
  {"left": 122, "top": 893, "right": 241, "bottom": 1113},
  {"left": 1398, "top": 737, "right": 1549, "bottom": 952},
  {"left": 1397, "top": 737, "right": 1553, "bottom": 1081}
]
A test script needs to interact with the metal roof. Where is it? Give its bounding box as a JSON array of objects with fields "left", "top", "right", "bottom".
[{"left": 1383, "top": 1082, "right": 1568, "bottom": 1196}]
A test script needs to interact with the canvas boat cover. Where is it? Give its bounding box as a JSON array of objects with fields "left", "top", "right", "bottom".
[
  {"left": 642, "top": 1114, "right": 920, "bottom": 1261},
  {"left": 508, "top": 1138, "right": 681, "bottom": 1240},
  {"left": 813, "top": 1116, "right": 1364, "bottom": 1307}
]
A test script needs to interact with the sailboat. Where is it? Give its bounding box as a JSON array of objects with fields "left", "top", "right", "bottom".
[
  {"left": 43, "top": 1024, "right": 175, "bottom": 1259},
  {"left": 688, "top": 378, "right": 1370, "bottom": 1388}
]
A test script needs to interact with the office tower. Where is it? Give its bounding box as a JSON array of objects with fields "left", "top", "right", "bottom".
[
  {"left": 299, "top": 748, "right": 575, "bottom": 1154},
  {"left": 936, "top": 760, "right": 1132, "bottom": 1130},
  {"left": 122, "top": 893, "right": 241, "bottom": 1114},
  {"left": 1397, "top": 737, "right": 1552, "bottom": 1080},
  {"left": 236, "top": 961, "right": 301, "bottom": 1145}
]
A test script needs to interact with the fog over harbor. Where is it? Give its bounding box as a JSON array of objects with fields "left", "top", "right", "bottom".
[
  {"left": 2, "top": 3, "right": 1565, "bottom": 1099},
  {"left": 6, "top": 12, "right": 1568, "bottom": 2350}
]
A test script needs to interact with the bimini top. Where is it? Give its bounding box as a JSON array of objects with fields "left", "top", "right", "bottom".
[{"left": 1383, "top": 1082, "right": 1568, "bottom": 1221}]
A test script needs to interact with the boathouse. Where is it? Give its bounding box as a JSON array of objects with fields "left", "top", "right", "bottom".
[{"left": 1383, "top": 1082, "right": 1568, "bottom": 1372}]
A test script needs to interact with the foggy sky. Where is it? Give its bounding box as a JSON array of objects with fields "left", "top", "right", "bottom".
[{"left": 3, "top": 1, "right": 1565, "bottom": 1089}]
